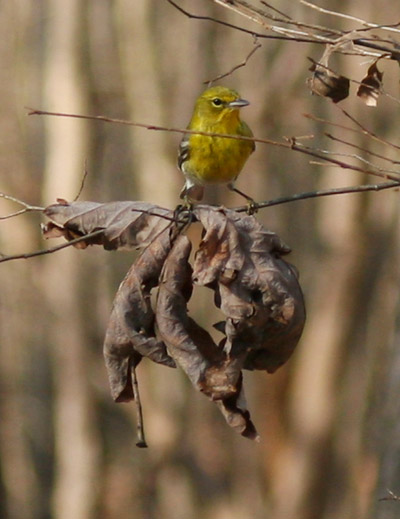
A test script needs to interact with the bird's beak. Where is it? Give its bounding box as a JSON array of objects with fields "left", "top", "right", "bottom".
[{"left": 227, "top": 98, "right": 250, "bottom": 108}]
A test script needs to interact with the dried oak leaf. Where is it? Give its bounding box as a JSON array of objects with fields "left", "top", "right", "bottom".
[
  {"left": 216, "top": 375, "right": 259, "bottom": 440},
  {"left": 357, "top": 61, "right": 383, "bottom": 107},
  {"left": 193, "top": 207, "right": 305, "bottom": 375},
  {"left": 307, "top": 66, "right": 350, "bottom": 103},
  {"left": 104, "top": 229, "right": 176, "bottom": 403},
  {"left": 307, "top": 51, "right": 349, "bottom": 103},
  {"left": 156, "top": 234, "right": 240, "bottom": 400},
  {"left": 43, "top": 200, "right": 173, "bottom": 250},
  {"left": 156, "top": 233, "right": 258, "bottom": 438}
]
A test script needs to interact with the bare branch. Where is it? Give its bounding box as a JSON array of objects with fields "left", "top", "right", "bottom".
[
  {"left": 202, "top": 0, "right": 400, "bottom": 60},
  {"left": 28, "top": 108, "right": 400, "bottom": 183},
  {"left": 204, "top": 37, "right": 262, "bottom": 85},
  {"left": 130, "top": 363, "right": 148, "bottom": 448},
  {"left": 300, "top": 0, "right": 400, "bottom": 35},
  {"left": 73, "top": 162, "right": 89, "bottom": 202},
  {"left": 338, "top": 107, "right": 400, "bottom": 151},
  {"left": 233, "top": 180, "right": 400, "bottom": 213},
  {"left": 0, "top": 229, "right": 105, "bottom": 264},
  {"left": 325, "top": 133, "right": 400, "bottom": 165},
  {"left": 379, "top": 489, "right": 400, "bottom": 502},
  {"left": 166, "top": 0, "right": 335, "bottom": 44},
  {"left": 0, "top": 192, "right": 44, "bottom": 220}
]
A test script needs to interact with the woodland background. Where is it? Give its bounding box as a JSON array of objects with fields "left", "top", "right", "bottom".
[{"left": 1, "top": 1, "right": 400, "bottom": 518}]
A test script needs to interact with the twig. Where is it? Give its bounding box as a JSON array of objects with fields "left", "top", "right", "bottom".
[
  {"left": 207, "top": 0, "right": 400, "bottom": 60},
  {"left": 203, "top": 38, "right": 262, "bottom": 85},
  {"left": 74, "top": 162, "right": 89, "bottom": 202},
  {"left": 260, "top": 1, "right": 293, "bottom": 21},
  {"left": 338, "top": 107, "right": 400, "bottom": 151},
  {"left": 211, "top": 0, "right": 336, "bottom": 41},
  {"left": 233, "top": 180, "right": 400, "bottom": 213},
  {"left": 254, "top": 0, "right": 343, "bottom": 39},
  {"left": 289, "top": 138, "right": 400, "bottom": 182},
  {"left": 165, "top": 0, "right": 335, "bottom": 44},
  {"left": 0, "top": 229, "right": 105, "bottom": 264},
  {"left": 300, "top": 0, "right": 400, "bottom": 34},
  {"left": 0, "top": 192, "right": 44, "bottom": 220},
  {"left": 304, "top": 111, "right": 400, "bottom": 151},
  {"left": 325, "top": 133, "right": 400, "bottom": 165},
  {"left": 379, "top": 489, "right": 400, "bottom": 502},
  {"left": 130, "top": 362, "right": 148, "bottom": 448},
  {"left": 300, "top": 143, "right": 400, "bottom": 175},
  {"left": 28, "top": 108, "right": 400, "bottom": 183}
]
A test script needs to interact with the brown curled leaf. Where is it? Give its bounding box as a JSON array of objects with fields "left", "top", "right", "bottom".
[
  {"left": 104, "top": 230, "right": 176, "bottom": 403},
  {"left": 224, "top": 213, "right": 305, "bottom": 372},
  {"left": 43, "top": 200, "right": 174, "bottom": 250},
  {"left": 357, "top": 61, "right": 383, "bottom": 107},
  {"left": 307, "top": 67, "right": 350, "bottom": 103},
  {"left": 193, "top": 207, "right": 305, "bottom": 374},
  {"left": 192, "top": 206, "right": 245, "bottom": 286},
  {"left": 156, "top": 234, "right": 241, "bottom": 401},
  {"left": 216, "top": 375, "right": 259, "bottom": 441}
]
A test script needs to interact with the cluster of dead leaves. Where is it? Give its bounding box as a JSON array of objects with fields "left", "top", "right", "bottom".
[
  {"left": 308, "top": 46, "right": 385, "bottom": 106},
  {"left": 43, "top": 200, "right": 306, "bottom": 442}
]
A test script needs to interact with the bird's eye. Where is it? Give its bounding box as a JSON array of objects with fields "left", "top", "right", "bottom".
[{"left": 212, "top": 98, "right": 223, "bottom": 106}]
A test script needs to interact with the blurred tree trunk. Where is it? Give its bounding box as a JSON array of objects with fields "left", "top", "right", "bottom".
[
  {"left": 370, "top": 260, "right": 400, "bottom": 519},
  {"left": 114, "top": 0, "right": 178, "bottom": 206},
  {"left": 0, "top": 2, "right": 43, "bottom": 518},
  {"left": 42, "top": 1, "right": 101, "bottom": 518}
]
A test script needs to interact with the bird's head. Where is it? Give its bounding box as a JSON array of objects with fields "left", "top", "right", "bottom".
[{"left": 193, "top": 86, "right": 250, "bottom": 124}]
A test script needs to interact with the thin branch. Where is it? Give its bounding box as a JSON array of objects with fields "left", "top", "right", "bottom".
[
  {"left": 338, "top": 107, "right": 400, "bottom": 151},
  {"left": 130, "top": 362, "right": 148, "bottom": 448},
  {"left": 304, "top": 111, "right": 400, "bottom": 152},
  {"left": 290, "top": 138, "right": 400, "bottom": 182},
  {"left": 254, "top": 0, "right": 344, "bottom": 38},
  {"left": 325, "top": 132, "right": 400, "bottom": 165},
  {"left": 0, "top": 192, "right": 43, "bottom": 220},
  {"left": 233, "top": 180, "right": 400, "bottom": 213},
  {"left": 166, "top": 0, "right": 336, "bottom": 44},
  {"left": 260, "top": 1, "right": 293, "bottom": 21},
  {"left": 203, "top": 38, "right": 262, "bottom": 85},
  {"left": 379, "top": 489, "right": 400, "bottom": 502},
  {"left": 211, "top": 0, "right": 337, "bottom": 41},
  {"left": 28, "top": 108, "right": 400, "bottom": 183},
  {"left": 0, "top": 229, "right": 105, "bottom": 264},
  {"left": 300, "top": 0, "right": 400, "bottom": 35},
  {"left": 204, "top": 0, "right": 400, "bottom": 60},
  {"left": 307, "top": 148, "right": 400, "bottom": 176},
  {"left": 74, "top": 162, "right": 89, "bottom": 201}
]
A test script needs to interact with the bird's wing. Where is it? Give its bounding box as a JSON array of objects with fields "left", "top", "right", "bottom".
[
  {"left": 240, "top": 121, "right": 256, "bottom": 152},
  {"left": 178, "top": 134, "right": 190, "bottom": 170}
]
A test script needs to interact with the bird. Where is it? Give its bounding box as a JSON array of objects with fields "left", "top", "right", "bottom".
[{"left": 178, "top": 86, "right": 255, "bottom": 204}]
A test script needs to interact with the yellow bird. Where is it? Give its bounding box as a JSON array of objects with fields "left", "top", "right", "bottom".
[{"left": 178, "top": 86, "right": 255, "bottom": 203}]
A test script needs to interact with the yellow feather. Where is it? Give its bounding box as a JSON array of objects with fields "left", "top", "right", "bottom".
[{"left": 179, "top": 86, "right": 255, "bottom": 201}]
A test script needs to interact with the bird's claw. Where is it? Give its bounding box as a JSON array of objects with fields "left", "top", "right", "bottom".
[{"left": 246, "top": 199, "right": 258, "bottom": 215}]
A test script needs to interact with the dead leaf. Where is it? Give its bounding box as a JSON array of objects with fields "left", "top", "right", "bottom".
[
  {"left": 103, "top": 230, "right": 176, "bottom": 403},
  {"left": 44, "top": 201, "right": 305, "bottom": 442},
  {"left": 43, "top": 200, "right": 174, "bottom": 250},
  {"left": 216, "top": 376, "right": 259, "bottom": 441},
  {"left": 307, "top": 52, "right": 350, "bottom": 103},
  {"left": 193, "top": 207, "right": 305, "bottom": 374},
  {"left": 156, "top": 234, "right": 241, "bottom": 400},
  {"left": 307, "top": 67, "right": 350, "bottom": 103},
  {"left": 357, "top": 61, "right": 383, "bottom": 107}
]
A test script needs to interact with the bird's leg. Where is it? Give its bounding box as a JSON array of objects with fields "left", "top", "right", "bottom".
[
  {"left": 174, "top": 197, "right": 194, "bottom": 229},
  {"left": 228, "top": 183, "right": 258, "bottom": 215}
]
